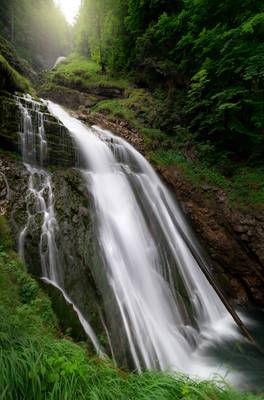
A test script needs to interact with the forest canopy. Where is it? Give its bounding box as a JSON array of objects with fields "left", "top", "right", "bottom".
[{"left": 75, "top": 0, "right": 264, "bottom": 163}]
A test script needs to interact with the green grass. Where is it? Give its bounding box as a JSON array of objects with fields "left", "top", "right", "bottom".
[
  {"left": 44, "top": 55, "right": 129, "bottom": 91},
  {"left": 149, "top": 149, "right": 264, "bottom": 210},
  {"left": 229, "top": 168, "right": 264, "bottom": 209},
  {"left": 149, "top": 149, "right": 229, "bottom": 187},
  {"left": 92, "top": 87, "right": 165, "bottom": 140},
  {"left": 0, "top": 55, "right": 31, "bottom": 93},
  {"left": 0, "top": 214, "right": 263, "bottom": 399},
  {"left": 92, "top": 98, "right": 136, "bottom": 121}
]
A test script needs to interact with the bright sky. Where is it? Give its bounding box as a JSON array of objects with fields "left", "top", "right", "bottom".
[{"left": 55, "top": 0, "right": 81, "bottom": 25}]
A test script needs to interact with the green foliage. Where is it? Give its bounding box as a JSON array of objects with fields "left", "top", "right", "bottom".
[
  {"left": 75, "top": 0, "right": 129, "bottom": 71},
  {"left": 43, "top": 50, "right": 264, "bottom": 210},
  {"left": 91, "top": 86, "right": 164, "bottom": 133},
  {"left": 0, "top": 54, "right": 31, "bottom": 93},
  {"left": 149, "top": 149, "right": 229, "bottom": 188},
  {"left": 75, "top": 0, "right": 264, "bottom": 162},
  {"left": 93, "top": 98, "right": 135, "bottom": 121}
]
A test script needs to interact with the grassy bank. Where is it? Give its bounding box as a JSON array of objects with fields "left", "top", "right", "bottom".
[
  {"left": 149, "top": 149, "right": 264, "bottom": 210},
  {"left": 41, "top": 55, "right": 129, "bottom": 91},
  {"left": 40, "top": 56, "right": 264, "bottom": 211},
  {"left": 0, "top": 214, "right": 262, "bottom": 399}
]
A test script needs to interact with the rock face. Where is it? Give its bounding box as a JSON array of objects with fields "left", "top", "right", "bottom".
[
  {"left": 52, "top": 168, "right": 106, "bottom": 341},
  {"left": 0, "top": 94, "right": 78, "bottom": 168},
  {"left": 38, "top": 86, "right": 99, "bottom": 110},
  {"left": 78, "top": 109, "right": 145, "bottom": 154},
  {"left": 39, "top": 84, "right": 124, "bottom": 111},
  {"left": 0, "top": 152, "right": 108, "bottom": 351},
  {"left": 0, "top": 96, "right": 107, "bottom": 352},
  {"left": 159, "top": 166, "right": 264, "bottom": 306}
]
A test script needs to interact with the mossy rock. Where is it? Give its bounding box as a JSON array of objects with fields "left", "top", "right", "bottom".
[
  {"left": 42, "top": 279, "right": 89, "bottom": 342},
  {"left": 0, "top": 55, "right": 31, "bottom": 93},
  {"left": 0, "top": 215, "right": 12, "bottom": 249},
  {"left": 0, "top": 95, "right": 21, "bottom": 153},
  {"left": 0, "top": 35, "right": 36, "bottom": 82}
]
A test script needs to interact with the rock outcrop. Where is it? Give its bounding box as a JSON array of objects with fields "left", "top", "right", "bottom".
[
  {"left": 159, "top": 166, "right": 264, "bottom": 306},
  {"left": 0, "top": 94, "right": 78, "bottom": 168}
]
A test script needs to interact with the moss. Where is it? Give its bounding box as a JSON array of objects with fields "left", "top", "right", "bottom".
[
  {"left": 0, "top": 54, "right": 32, "bottom": 93},
  {"left": 92, "top": 98, "right": 135, "bottom": 121},
  {"left": 0, "top": 215, "right": 12, "bottom": 249},
  {"left": 228, "top": 168, "right": 264, "bottom": 210},
  {"left": 0, "top": 219, "right": 58, "bottom": 341},
  {"left": 0, "top": 35, "right": 35, "bottom": 81}
]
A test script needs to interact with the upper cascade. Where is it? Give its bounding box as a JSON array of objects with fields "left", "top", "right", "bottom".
[{"left": 15, "top": 94, "right": 48, "bottom": 167}]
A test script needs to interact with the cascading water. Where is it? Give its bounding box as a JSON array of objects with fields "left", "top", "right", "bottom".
[
  {"left": 16, "top": 95, "right": 102, "bottom": 353},
  {"left": 47, "top": 102, "right": 243, "bottom": 376}
]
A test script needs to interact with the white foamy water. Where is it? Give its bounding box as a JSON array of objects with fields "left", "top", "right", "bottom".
[{"left": 47, "top": 102, "right": 243, "bottom": 376}]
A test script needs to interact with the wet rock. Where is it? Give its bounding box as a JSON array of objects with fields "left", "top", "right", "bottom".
[
  {"left": 72, "top": 214, "right": 79, "bottom": 224},
  {"left": 52, "top": 168, "right": 106, "bottom": 347},
  {"left": 76, "top": 110, "right": 145, "bottom": 154},
  {"left": 234, "top": 225, "right": 249, "bottom": 233},
  {"left": 241, "top": 234, "right": 249, "bottom": 242},
  {"left": 39, "top": 84, "right": 124, "bottom": 111},
  {"left": 79, "top": 206, "right": 89, "bottom": 217},
  {"left": 42, "top": 279, "right": 89, "bottom": 343}
]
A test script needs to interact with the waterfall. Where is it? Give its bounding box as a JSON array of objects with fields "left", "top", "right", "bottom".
[
  {"left": 16, "top": 95, "right": 102, "bottom": 353},
  {"left": 47, "top": 102, "right": 241, "bottom": 375}
]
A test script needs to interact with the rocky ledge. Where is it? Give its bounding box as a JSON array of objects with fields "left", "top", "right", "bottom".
[{"left": 0, "top": 94, "right": 78, "bottom": 168}]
